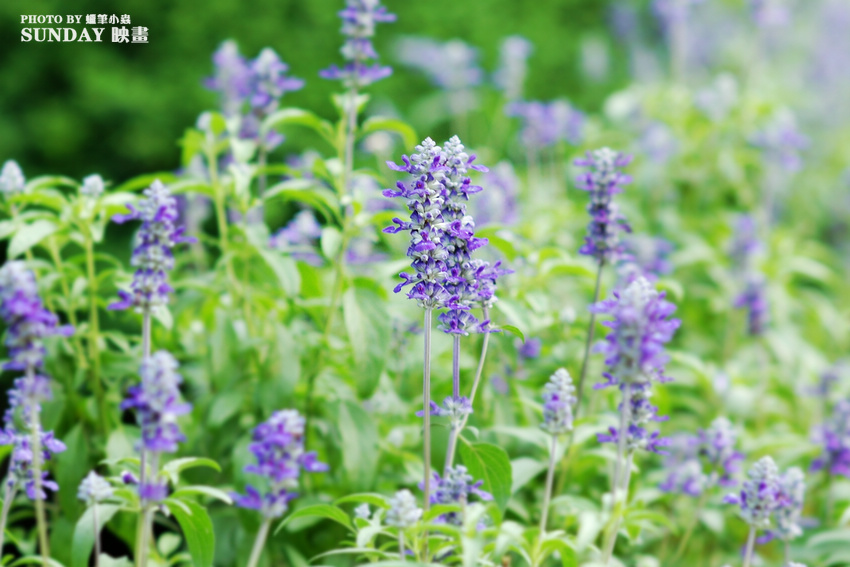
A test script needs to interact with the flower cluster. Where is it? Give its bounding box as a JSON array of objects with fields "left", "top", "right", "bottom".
[
  {"left": 506, "top": 100, "right": 585, "bottom": 149},
  {"left": 724, "top": 456, "right": 781, "bottom": 529},
  {"left": 729, "top": 214, "right": 761, "bottom": 274},
  {"left": 384, "top": 136, "right": 509, "bottom": 321},
  {"left": 540, "top": 368, "right": 576, "bottom": 436},
  {"left": 728, "top": 215, "right": 769, "bottom": 336},
  {"left": 734, "top": 277, "right": 770, "bottom": 336},
  {"left": 494, "top": 36, "right": 533, "bottom": 101},
  {"left": 385, "top": 489, "right": 423, "bottom": 528},
  {"left": 396, "top": 38, "right": 482, "bottom": 115},
  {"left": 618, "top": 235, "right": 674, "bottom": 284},
  {"left": 812, "top": 399, "right": 850, "bottom": 477},
  {"left": 269, "top": 210, "right": 324, "bottom": 266},
  {"left": 206, "top": 41, "right": 304, "bottom": 148},
  {"left": 475, "top": 161, "right": 519, "bottom": 227},
  {"left": 77, "top": 471, "right": 114, "bottom": 505},
  {"left": 425, "top": 465, "right": 492, "bottom": 525},
  {"left": 80, "top": 174, "right": 105, "bottom": 198},
  {"left": 661, "top": 417, "right": 744, "bottom": 496},
  {"left": 109, "top": 180, "right": 194, "bottom": 313},
  {"left": 752, "top": 111, "right": 809, "bottom": 173},
  {"left": 598, "top": 384, "right": 670, "bottom": 454},
  {"left": 574, "top": 148, "right": 633, "bottom": 264},
  {"left": 774, "top": 467, "right": 805, "bottom": 541},
  {"left": 0, "top": 160, "right": 25, "bottom": 196},
  {"left": 233, "top": 410, "right": 328, "bottom": 519},
  {"left": 0, "top": 262, "right": 71, "bottom": 500},
  {"left": 320, "top": 0, "right": 395, "bottom": 89},
  {"left": 420, "top": 395, "right": 472, "bottom": 428}
]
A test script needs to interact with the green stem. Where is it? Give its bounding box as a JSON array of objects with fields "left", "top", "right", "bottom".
[
  {"left": 28, "top": 369, "right": 51, "bottom": 565},
  {"left": 742, "top": 526, "right": 756, "bottom": 567},
  {"left": 601, "top": 382, "right": 631, "bottom": 565},
  {"left": 397, "top": 530, "right": 406, "bottom": 560},
  {"left": 536, "top": 435, "right": 559, "bottom": 553},
  {"left": 672, "top": 492, "right": 707, "bottom": 561},
  {"left": 135, "top": 453, "right": 159, "bottom": 567},
  {"left": 245, "top": 520, "right": 271, "bottom": 567},
  {"left": 0, "top": 482, "right": 16, "bottom": 554},
  {"left": 206, "top": 143, "right": 238, "bottom": 295},
  {"left": 93, "top": 504, "right": 101, "bottom": 567},
  {"left": 85, "top": 233, "right": 107, "bottom": 434},
  {"left": 422, "top": 307, "right": 433, "bottom": 560},
  {"left": 47, "top": 238, "right": 85, "bottom": 367}
]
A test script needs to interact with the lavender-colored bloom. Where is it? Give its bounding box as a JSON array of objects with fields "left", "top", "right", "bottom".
[
  {"left": 386, "top": 489, "right": 422, "bottom": 528},
  {"left": 597, "top": 383, "right": 670, "bottom": 454},
  {"left": 270, "top": 210, "right": 324, "bottom": 266},
  {"left": 618, "top": 235, "right": 674, "bottom": 283},
  {"left": 474, "top": 161, "right": 519, "bottom": 227},
  {"left": 80, "top": 174, "right": 105, "bottom": 198},
  {"left": 423, "top": 465, "right": 492, "bottom": 525},
  {"left": 724, "top": 456, "right": 781, "bottom": 529},
  {"left": 811, "top": 362, "right": 845, "bottom": 402},
  {"left": 540, "top": 368, "right": 576, "bottom": 436},
  {"left": 517, "top": 338, "right": 542, "bottom": 359},
  {"left": 591, "top": 277, "right": 680, "bottom": 389},
  {"left": 734, "top": 276, "right": 769, "bottom": 336},
  {"left": 249, "top": 48, "right": 305, "bottom": 112},
  {"left": 233, "top": 409, "right": 328, "bottom": 519},
  {"left": 109, "top": 180, "right": 194, "bottom": 313},
  {"left": 812, "top": 399, "right": 850, "bottom": 477},
  {"left": 121, "top": 351, "right": 191, "bottom": 457},
  {"left": 490, "top": 375, "right": 509, "bottom": 395},
  {"left": 78, "top": 471, "right": 114, "bottom": 505},
  {"left": 354, "top": 503, "right": 371, "bottom": 519},
  {"left": 396, "top": 38, "right": 482, "bottom": 115},
  {"left": 659, "top": 436, "right": 706, "bottom": 496},
  {"left": 662, "top": 417, "right": 745, "bottom": 496},
  {"left": 750, "top": 0, "right": 790, "bottom": 27},
  {"left": 345, "top": 237, "right": 387, "bottom": 265},
  {"left": 652, "top": 0, "right": 704, "bottom": 27},
  {"left": 574, "top": 148, "right": 632, "bottom": 264},
  {"left": 0, "top": 427, "right": 65, "bottom": 500},
  {"left": 729, "top": 215, "right": 761, "bottom": 273},
  {"left": 697, "top": 417, "right": 745, "bottom": 487},
  {"left": 506, "top": 100, "right": 585, "bottom": 149},
  {"left": 640, "top": 122, "right": 678, "bottom": 164},
  {"left": 321, "top": 0, "right": 395, "bottom": 88},
  {"left": 494, "top": 36, "right": 533, "bottom": 101},
  {"left": 752, "top": 112, "right": 809, "bottom": 173},
  {"left": 774, "top": 467, "right": 805, "bottom": 541},
  {"left": 1, "top": 160, "right": 26, "bottom": 196},
  {"left": 204, "top": 40, "right": 253, "bottom": 117}
]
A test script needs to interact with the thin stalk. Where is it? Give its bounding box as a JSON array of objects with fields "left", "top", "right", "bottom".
[
  {"left": 136, "top": 453, "right": 159, "bottom": 567},
  {"left": 601, "top": 382, "right": 632, "bottom": 565},
  {"left": 245, "top": 520, "right": 271, "bottom": 567},
  {"left": 784, "top": 539, "right": 791, "bottom": 566},
  {"left": 538, "top": 435, "right": 559, "bottom": 536},
  {"left": 47, "top": 238, "right": 85, "bottom": 368},
  {"left": 141, "top": 310, "right": 152, "bottom": 359},
  {"left": 93, "top": 504, "right": 101, "bottom": 567},
  {"left": 342, "top": 88, "right": 359, "bottom": 199},
  {"left": 0, "top": 482, "right": 16, "bottom": 554},
  {"left": 397, "top": 530, "right": 406, "bottom": 560},
  {"left": 258, "top": 145, "right": 268, "bottom": 195},
  {"left": 742, "top": 526, "right": 756, "bottom": 567},
  {"left": 445, "top": 307, "right": 491, "bottom": 469},
  {"left": 672, "top": 491, "right": 708, "bottom": 561},
  {"left": 452, "top": 336, "right": 460, "bottom": 398},
  {"left": 28, "top": 397, "right": 51, "bottom": 564},
  {"left": 85, "top": 233, "right": 107, "bottom": 434},
  {"left": 422, "top": 308, "right": 433, "bottom": 558},
  {"left": 206, "top": 144, "right": 238, "bottom": 293}
]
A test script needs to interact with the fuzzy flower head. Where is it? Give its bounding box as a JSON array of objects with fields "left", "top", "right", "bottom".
[
  {"left": 249, "top": 48, "right": 305, "bottom": 113},
  {"left": 109, "top": 180, "right": 194, "bottom": 313},
  {"left": 121, "top": 351, "right": 191, "bottom": 455},
  {"left": 204, "top": 40, "right": 253, "bottom": 116},
  {"left": 591, "top": 277, "right": 680, "bottom": 389},
  {"left": 540, "top": 368, "right": 576, "bottom": 436},
  {"left": 320, "top": 0, "right": 395, "bottom": 88},
  {"left": 269, "top": 210, "right": 324, "bottom": 266},
  {"left": 425, "top": 465, "right": 492, "bottom": 525},
  {"left": 78, "top": 471, "right": 114, "bottom": 505},
  {"left": 598, "top": 383, "right": 670, "bottom": 454},
  {"left": 811, "top": 399, "right": 850, "bottom": 478},
  {"left": 494, "top": 36, "right": 533, "bottom": 101},
  {"left": 507, "top": 100, "right": 585, "bottom": 149},
  {"left": 0, "top": 426, "right": 65, "bottom": 500},
  {"left": 80, "top": 174, "right": 105, "bottom": 198},
  {"left": 734, "top": 276, "right": 770, "bottom": 336},
  {"left": 234, "top": 409, "right": 328, "bottom": 519},
  {"left": 0, "top": 160, "right": 26, "bottom": 196},
  {"left": 386, "top": 489, "right": 423, "bottom": 528},
  {"left": 752, "top": 111, "right": 809, "bottom": 172},
  {"left": 619, "top": 235, "right": 674, "bottom": 284},
  {"left": 697, "top": 417, "right": 745, "bottom": 487},
  {"left": 574, "top": 148, "right": 632, "bottom": 264},
  {"left": 661, "top": 417, "right": 744, "bottom": 497},
  {"left": 724, "top": 456, "right": 781, "bottom": 529},
  {"left": 0, "top": 262, "right": 74, "bottom": 373},
  {"left": 774, "top": 467, "right": 805, "bottom": 541}
]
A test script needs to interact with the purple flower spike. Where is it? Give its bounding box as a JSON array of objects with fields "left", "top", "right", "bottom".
[
  {"left": 540, "top": 368, "right": 576, "bottom": 436},
  {"left": 321, "top": 0, "right": 395, "bottom": 88},
  {"left": 724, "top": 456, "right": 781, "bottom": 529},
  {"left": 734, "top": 276, "right": 770, "bottom": 336},
  {"left": 752, "top": 111, "right": 809, "bottom": 173},
  {"left": 574, "top": 147, "right": 632, "bottom": 264},
  {"left": 494, "top": 36, "right": 533, "bottom": 101},
  {"left": 812, "top": 399, "right": 850, "bottom": 478},
  {"left": 661, "top": 417, "right": 744, "bottom": 497},
  {"left": 233, "top": 409, "right": 327, "bottom": 519},
  {"left": 423, "top": 465, "right": 492, "bottom": 526},
  {"left": 205, "top": 40, "right": 252, "bottom": 117},
  {"left": 774, "top": 467, "right": 805, "bottom": 541},
  {"left": 506, "top": 100, "right": 585, "bottom": 149},
  {"left": 109, "top": 180, "right": 194, "bottom": 314}
]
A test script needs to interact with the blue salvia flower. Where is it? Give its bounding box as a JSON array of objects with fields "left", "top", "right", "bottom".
[
  {"left": 597, "top": 383, "right": 670, "bottom": 454},
  {"left": 812, "top": 399, "right": 850, "bottom": 478},
  {"left": 574, "top": 148, "right": 632, "bottom": 265},
  {"left": 618, "top": 235, "right": 674, "bottom": 284},
  {"left": 80, "top": 174, "right": 105, "bottom": 198},
  {"left": 494, "top": 36, "right": 533, "bottom": 101},
  {"left": 423, "top": 465, "right": 492, "bottom": 525},
  {"left": 386, "top": 489, "right": 423, "bottom": 528},
  {"left": 320, "top": 0, "right": 396, "bottom": 88},
  {"left": 661, "top": 417, "right": 744, "bottom": 496},
  {"left": 77, "top": 471, "right": 114, "bottom": 505},
  {"left": 774, "top": 467, "right": 805, "bottom": 541},
  {"left": 233, "top": 409, "right": 328, "bottom": 519},
  {"left": 109, "top": 180, "right": 194, "bottom": 313},
  {"left": 752, "top": 111, "right": 809, "bottom": 173},
  {"left": 0, "top": 262, "right": 71, "bottom": 500},
  {"left": 205, "top": 40, "right": 253, "bottom": 117},
  {"left": 506, "top": 100, "right": 585, "bottom": 149},
  {"left": 729, "top": 214, "right": 761, "bottom": 274},
  {"left": 724, "top": 456, "right": 781, "bottom": 529},
  {"left": 475, "top": 161, "right": 519, "bottom": 227},
  {"left": 249, "top": 48, "right": 305, "bottom": 113},
  {"left": 734, "top": 276, "right": 770, "bottom": 336},
  {"left": 269, "top": 210, "right": 324, "bottom": 267},
  {"left": 0, "top": 160, "right": 26, "bottom": 196},
  {"left": 540, "top": 368, "right": 576, "bottom": 436}
]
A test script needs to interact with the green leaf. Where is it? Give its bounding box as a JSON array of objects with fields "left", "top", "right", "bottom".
[
  {"left": 56, "top": 425, "right": 90, "bottom": 518},
  {"left": 240, "top": 223, "right": 301, "bottom": 296},
  {"left": 8, "top": 219, "right": 57, "bottom": 258},
  {"left": 72, "top": 504, "right": 120, "bottom": 567},
  {"left": 261, "top": 108, "right": 335, "bottom": 146},
  {"left": 9, "top": 188, "right": 69, "bottom": 211},
  {"left": 320, "top": 226, "right": 343, "bottom": 260},
  {"left": 359, "top": 116, "right": 418, "bottom": 149},
  {"left": 458, "top": 442, "right": 512, "bottom": 512},
  {"left": 275, "top": 504, "right": 353, "bottom": 535},
  {"left": 162, "top": 457, "right": 221, "bottom": 485},
  {"left": 343, "top": 286, "right": 390, "bottom": 398},
  {"left": 334, "top": 493, "right": 390, "bottom": 509},
  {"left": 263, "top": 180, "right": 342, "bottom": 224},
  {"left": 164, "top": 499, "right": 215, "bottom": 567},
  {"left": 499, "top": 324, "right": 525, "bottom": 342},
  {"left": 171, "top": 485, "right": 234, "bottom": 505},
  {"left": 336, "top": 400, "right": 379, "bottom": 491}
]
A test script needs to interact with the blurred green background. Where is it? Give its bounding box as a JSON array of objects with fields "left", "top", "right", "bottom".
[{"left": 0, "top": 0, "right": 636, "bottom": 182}]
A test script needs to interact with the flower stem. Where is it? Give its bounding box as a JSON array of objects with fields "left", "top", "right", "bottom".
[
  {"left": 28, "top": 392, "right": 51, "bottom": 564},
  {"left": 397, "top": 530, "right": 406, "bottom": 560},
  {"left": 245, "top": 519, "right": 271, "bottom": 567},
  {"left": 135, "top": 453, "right": 159, "bottom": 567},
  {"left": 141, "top": 309, "right": 152, "bottom": 359},
  {"left": 601, "top": 382, "right": 631, "bottom": 565},
  {"left": 0, "top": 482, "right": 16, "bottom": 554},
  {"left": 422, "top": 307, "right": 433, "bottom": 558},
  {"left": 742, "top": 526, "right": 756, "bottom": 567},
  {"left": 93, "top": 503, "right": 101, "bottom": 567},
  {"left": 538, "top": 435, "right": 559, "bottom": 536},
  {"left": 452, "top": 335, "right": 460, "bottom": 398},
  {"left": 85, "top": 232, "right": 107, "bottom": 434},
  {"left": 672, "top": 491, "right": 707, "bottom": 561},
  {"left": 784, "top": 539, "right": 791, "bottom": 565}
]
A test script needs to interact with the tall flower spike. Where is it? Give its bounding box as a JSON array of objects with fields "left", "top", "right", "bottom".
[
  {"left": 597, "top": 383, "right": 670, "bottom": 454},
  {"left": 574, "top": 148, "right": 632, "bottom": 264},
  {"left": 386, "top": 489, "right": 423, "bottom": 528},
  {"left": 540, "top": 368, "right": 576, "bottom": 436},
  {"left": 424, "top": 465, "right": 492, "bottom": 525},
  {"left": 494, "top": 36, "right": 533, "bottom": 101},
  {"left": 661, "top": 416, "right": 744, "bottom": 496},
  {"left": 734, "top": 276, "right": 770, "bottom": 336},
  {"left": 0, "top": 160, "right": 26, "bottom": 196},
  {"left": 109, "top": 180, "right": 194, "bottom": 313},
  {"left": 724, "top": 456, "right": 781, "bottom": 529},
  {"left": 774, "top": 467, "right": 805, "bottom": 541},
  {"left": 80, "top": 174, "right": 105, "bottom": 198},
  {"left": 78, "top": 471, "right": 114, "bottom": 505},
  {"left": 320, "top": 0, "right": 396, "bottom": 88},
  {"left": 204, "top": 40, "right": 253, "bottom": 117},
  {"left": 812, "top": 399, "right": 850, "bottom": 477},
  {"left": 233, "top": 409, "right": 328, "bottom": 519}
]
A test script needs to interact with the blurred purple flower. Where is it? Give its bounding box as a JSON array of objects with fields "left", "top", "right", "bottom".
[
  {"left": 269, "top": 210, "right": 324, "bottom": 266},
  {"left": 422, "top": 465, "right": 492, "bottom": 525},
  {"left": 506, "top": 100, "right": 585, "bottom": 149},
  {"left": 540, "top": 368, "right": 576, "bottom": 436},
  {"left": 724, "top": 456, "right": 781, "bottom": 529},
  {"left": 812, "top": 399, "right": 850, "bottom": 478},
  {"left": 752, "top": 112, "right": 809, "bottom": 173},
  {"left": 321, "top": 0, "right": 395, "bottom": 88},
  {"left": 474, "top": 161, "right": 519, "bottom": 227},
  {"left": 734, "top": 276, "right": 769, "bottom": 337},
  {"left": 494, "top": 36, "right": 533, "bottom": 101}
]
